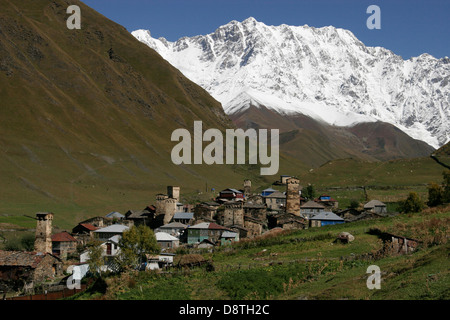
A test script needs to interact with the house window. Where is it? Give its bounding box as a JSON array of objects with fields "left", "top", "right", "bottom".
[{"left": 106, "top": 243, "right": 112, "bottom": 255}]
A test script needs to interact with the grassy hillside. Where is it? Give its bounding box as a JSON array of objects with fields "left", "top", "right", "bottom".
[
  {"left": 293, "top": 157, "right": 447, "bottom": 208},
  {"left": 72, "top": 204, "right": 450, "bottom": 300},
  {"left": 0, "top": 0, "right": 307, "bottom": 230}
]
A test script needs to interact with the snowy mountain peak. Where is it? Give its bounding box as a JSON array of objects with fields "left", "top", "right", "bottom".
[{"left": 132, "top": 18, "right": 450, "bottom": 148}]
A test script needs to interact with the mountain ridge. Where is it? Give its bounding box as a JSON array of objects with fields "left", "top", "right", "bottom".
[{"left": 133, "top": 17, "right": 450, "bottom": 149}]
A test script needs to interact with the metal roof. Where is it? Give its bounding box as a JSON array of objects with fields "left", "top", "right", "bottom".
[
  {"left": 94, "top": 224, "right": 129, "bottom": 233},
  {"left": 188, "top": 222, "right": 227, "bottom": 230},
  {"left": 106, "top": 211, "right": 125, "bottom": 219},
  {"left": 155, "top": 232, "right": 179, "bottom": 241},
  {"left": 159, "top": 222, "right": 187, "bottom": 229},
  {"left": 309, "top": 211, "right": 344, "bottom": 221},
  {"left": 174, "top": 212, "right": 194, "bottom": 219},
  {"left": 51, "top": 231, "right": 77, "bottom": 242},
  {"left": 221, "top": 231, "right": 238, "bottom": 238}
]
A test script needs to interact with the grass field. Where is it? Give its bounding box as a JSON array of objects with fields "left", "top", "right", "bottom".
[{"left": 70, "top": 204, "right": 450, "bottom": 300}]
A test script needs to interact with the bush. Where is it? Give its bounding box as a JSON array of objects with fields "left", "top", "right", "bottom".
[{"left": 398, "top": 192, "right": 425, "bottom": 213}]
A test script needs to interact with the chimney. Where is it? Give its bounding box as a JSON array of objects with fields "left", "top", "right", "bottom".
[{"left": 34, "top": 212, "right": 53, "bottom": 253}]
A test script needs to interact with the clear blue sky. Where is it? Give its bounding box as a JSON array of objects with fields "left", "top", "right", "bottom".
[{"left": 81, "top": 0, "right": 449, "bottom": 59}]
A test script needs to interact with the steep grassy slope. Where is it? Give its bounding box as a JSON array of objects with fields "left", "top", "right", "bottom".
[{"left": 0, "top": 0, "right": 303, "bottom": 229}]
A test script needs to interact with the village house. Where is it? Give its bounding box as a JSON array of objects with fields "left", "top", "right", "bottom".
[
  {"left": 172, "top": 211, "right": 194, "bottom": 225},
  {"left": 216, "top": 188, "right": 245, "bottom": 203},
  {"left": 364, "top": 200, "right": 387, "bottom": 213},
  {"left": 186, "top": 222, "right": 229, "bottom": 245},
  {"left": 243, "top": 216, "right": 266, "bottom": 237},
  {"left": 315, "top": 194, "right": 339, "bottom": 210},
  {"left": 71, "top": 223, "right": 99, "bottom": 245},
  {"left": 80, "top": 235, "right": 122, "bottom": 272},
  {"left": 267, "top": 212, "right": 307, "bottom": 230},
  {"left": 155, "top": 221, "right": 187, "bottom": 238},
  {"left": 94, "top": 224, "right": 129, "bottom": 241},
  {"left": 78, "top": 216, "right": 111, "bottom": 229},
  {"left": 264, "top": 190, "right": 286, "bottom": 210},
  {"left": 300, "top": 200, "right": 327, "bottom": 219},
  {"left": 155, "top": 232, "right": 179, "bottom": 249},
  {"left": 220, "top": 231, "right": 239, "bottom": 245},
  {"left": 105, "top": 211, "right": 125, "bottom": 220},
  {"left": 0, "top": 251, "right": 63, "bottom": 293},
  {"left": 51, "top": 231, "right": 78, "bottom": 259},
  {"left": 193, "top": 203, "right": 218, "bottom": 223},
  {"left": 261, "top": 187, "right": 277, "bottom": 197},
  {"left": 309, "top": 211, "right": 345, "bottom": 227},
  {"left": 124, "top": 209, "right": 154, "bottom": 226}
]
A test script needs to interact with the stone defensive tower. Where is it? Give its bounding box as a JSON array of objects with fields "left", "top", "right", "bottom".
[
  {"left": 167, "top": 186, "right": 180, "bottom": 202},
  {"left": 221, "top": 202, "right": 244, "bottom": 227},
  {"left": 285, "top": 177, "right": 301, "bottom": 216},
  {"left": 243, "top": 180, "right": 252, "bottom": 197},
  {"left": 34, "top": 212, "right": 53, "bottom": 253}
]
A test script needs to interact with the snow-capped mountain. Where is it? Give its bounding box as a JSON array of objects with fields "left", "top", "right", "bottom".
[{"left": 132, "top": 17, "right": 450, "bottom": 148}]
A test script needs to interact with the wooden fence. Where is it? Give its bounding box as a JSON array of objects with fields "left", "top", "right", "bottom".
[{"left": 3, "top": 284, "right": 87, "bottom": 300}]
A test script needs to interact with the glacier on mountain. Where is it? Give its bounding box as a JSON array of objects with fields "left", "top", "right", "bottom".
[{"left": 132, "top": 17, "right": 450, "bottom": 148}]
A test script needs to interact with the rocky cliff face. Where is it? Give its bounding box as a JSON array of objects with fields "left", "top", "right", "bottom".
[{"left": 133, "top": 17, "right": 450, "bottom": 149}]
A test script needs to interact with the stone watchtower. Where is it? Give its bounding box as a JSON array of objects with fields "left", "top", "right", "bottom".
[
  {"left": 167, "top": 186, "right": 180, "bottom": 202},
  {"left": 221, "top": 201, "right": 244, "bottom": 227},
  {"left": 34, "top": 212, "right": 53, "bottom": 253},
  {"left": 285, "top": 177, "right": 301, "bottom": 216},
  {"left": 243, "top": 180, "right": 252, "bottom": 198}
]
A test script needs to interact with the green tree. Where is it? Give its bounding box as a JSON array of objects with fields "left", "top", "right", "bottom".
[
  {"left": 398, "top": 192, "right": 425, "bottom": 213},
  {"left": 86, "top": 240, "right": 106, "bottom": 277},
  {"left": 20, "top": 233, "right": 35, "bottom": 251},
  {"left": 303, "top": 184, "right": 316, "bottom": 200},
  {"left": 116, "top": 225, "right": 159, "bottom": 271},
  {"left": 427, "top": 182, "right": 444, "bottom": 207},
  {"left": 349, "top": 200, "right": 360, "bottom": 210}
]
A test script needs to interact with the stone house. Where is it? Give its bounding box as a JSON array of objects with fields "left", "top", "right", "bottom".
[
  {"left": 364, "top": 200, "right": 387, "bottom": 213},
  {"left": 300, "top": 200, "right": 326, "bottom": 219},
  {"left": 173, "top": 212, "right": 194, "bottom": 225},
  {"left": 0, "top": 251, "right": 63, "bottom": 292},
  {"left": 194, "top": 202, "right": 220, "bottom": 223},
  {"left": 316, "top": 195, "right": 339, "bottom": 210},
  {"left": 155, "top": 232, "right": 179, "bottom": 249},
  {"left": 155, "top": 222, "right": 187, "bottom": 238},
  {"left": 267, "top": 213, "right": 307, "bottom": 230},
  {"left": 217, "top": 201, "right": 244, "bottom": 227},
  {"left": 72, "top": 223, "right": 99, "bottom": 246},
  {"left": 243, "top": 216, "right": 265, "bottom": 237},
  {"left": 264, "top": 190, "right": 286, "bottom": 210},
  {"left": 51, "top": 231, "right": 78, "bottom": 259}
]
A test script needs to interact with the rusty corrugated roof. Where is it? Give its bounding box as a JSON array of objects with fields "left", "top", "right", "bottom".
[{"left": 51, "top": 231, "right": 77, "bottom": 242}]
